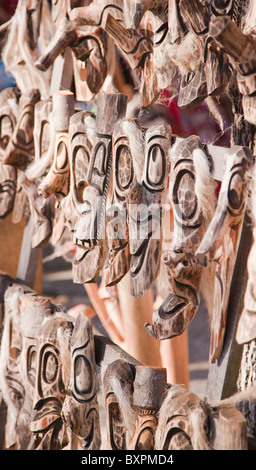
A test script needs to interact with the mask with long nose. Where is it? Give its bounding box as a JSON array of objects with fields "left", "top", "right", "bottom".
[{"left": 145, "top": 135, "right": 214, "bottom": 339}]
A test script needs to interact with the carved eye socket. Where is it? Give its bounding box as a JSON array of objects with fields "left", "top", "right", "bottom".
[
  {"left": 55, "top": 140, "right": 68, "bottom": 170},
  {"left": 116, "top": 145, "right": 133, "bottom": 192},
  {"left": 43, "top": 350, "right": 58, "bottom": 384},
  {"left": 74, "top": 355, "right": 93, "bottom": 396},
  {"left": 27, "top": 345, "right": 37, "bottom": 386},
  {"left": 173, "top": 169, "right": 198, "bottom": 222},
  {"left": 74, "top": 146, "right": 90, "bottom": 203},
  {"left": 146, "top": 144, "right": 166, "bottom": 190},
  {"left": 228, "top": 170, "right": 245, "bottom": 213},
  {"left": 17, "top": 111, "right": 33, "bottom": 144},
  {"left": 0, "top": 115, "right": 13, "bottom": 150},
  {"left": 93, "top": 142, "right": 106, "bottom": 177}
]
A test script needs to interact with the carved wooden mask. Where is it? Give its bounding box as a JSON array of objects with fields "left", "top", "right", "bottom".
[
  {"left": 71, "top": 93, "right": 127, "bottom": 284},
  {"left": 155, "top": 386, "right": 209, "bottom": 450},
  {"left": 103, "top": 119, "right": 135, "bottom": 287},
  {"left": 0, "top": 87, "right": 19, "bottom": 218},
  {"left": 128, "top": 123, "right": 171, "bottom": 297},
  {"left": 103, "top": 359, "right": 135, "bottom": 450},
  {"left": 196, "top": 145, "right": 253, "bottom": 361},
  {"left": 3, "top": 89, "right": 41, "bottom": 168},
  {"left": 30, "top": 313, "right": 73, "bottom": 450},
  {"left": 146, "top": 136, "right": 211, "bottom": 340},
  {"left": 0, "top": 285, "right": 25, "bottom": 449},
  {"left": 62, "top": 313, "right": 101, "bottom": 450}
]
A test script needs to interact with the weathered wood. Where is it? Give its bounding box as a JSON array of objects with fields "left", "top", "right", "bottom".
[
  {"left": 18, "top": 175, "right": 53, "bottom": 249},
  {"left": 128, "top": 366, "right": 167, "bottom": 450},
  {"left": 217, "top": 406, "right": 247, "bottom": 450},
  {"left": 35, "top": 16, "right": 113, "bottom": 101},
  {"left": 62, "top": 313, "right": 101, "bottom": 449},
  {"left": 38, "top": 90, "right": 74, "bottom": 198},
  {"left": 145, "top": 136, "right": 212, "bottom": 340},
  {"left": 16, "top": 215, "right": 42, "bottom": 289},
  {"left": 69, "top": 0, "right": 124, "bottom": 27},
  {"left": 210, "top": 15, "right": 256, "bottom": 76},
  {"left": 206, "top": 213, "right": 253, "bottom": 401},
  {"left": 128, "top": 123, "right": 171, "bottom": 297},
  {"left": 123, "top": 0, "right": 168, "bottom": 28},
  {"left": 103, "top": 359, "right": 135, "bottom": 450},
  {"left": 196, "top": 146, "right": 253, "bottom": 362},
  {"left": 104, "top": 13, "right": 153, "bottom": 69},
  {"left": 29, "top": 310, "right": 74, "bottom": 450},
  {"left": 179, "top": 0, "right": 209, "bottom": 36},
  {"left": 0, "top": 87, "right": 19, "bottom": 218},
  {"left": 3, "top": 89, "right": 40, "bottom": 168},
  {"left": 104, "top": 119, "right": 134, "bottom": 287},
  {"left": 155, "top": 385, "right": 210, "bottom": 450},
  {"left": 72, "top": 93, "right": 127, "bottom": 284}
]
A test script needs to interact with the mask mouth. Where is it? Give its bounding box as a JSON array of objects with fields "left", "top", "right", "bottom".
[
  {"left": 144, "top": 292, "right": 198, "bottom": 340},
  {"left": 157, "top": 293, "right": 189, "bottom": 320}
]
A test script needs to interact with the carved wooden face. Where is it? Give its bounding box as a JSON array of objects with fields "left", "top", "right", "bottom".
[
  {"left": 3, "top": 89, "right": 40, "bottom": 168},
  {"left": 145, "top": 136, "right": 211, "bottom": 340},
  {"left": 62, "top": 313, "right": 101, "bottom": 449},
  {"left": 104, "top": 121, "right": 134, "bottom": 286},
  {"left": 103, "top": 360, "right": 135, "bottom": 450},
  {"left": 0, "top": 287, "right": 24, "bottom": 449},
  {"left": 33, "top": 98, "right": 53, "bottom": 169},
  {"left": 66, "top": 110, "right": 107, "bottom": 283},
  {"left": 30, "top": 315, "right": 73, "bottom": 450},
  {"left": 72, "top": 115, "right": 113, "bottom": 282},
  {"left": 158, "top": 390, "right": 208, "bottom": 450},
  {"left": 0, "top": 88, "right": 19, "bottom": 217},
  {"left": 72, "top": 28, "right": 109, "bottom": 102},
  {"left": 129, "top": 124, "right": 171, "bottom": 297}
]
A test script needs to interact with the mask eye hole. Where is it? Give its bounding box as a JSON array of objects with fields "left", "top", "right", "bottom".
[
  {"left": 74, "top": 146, "right": 90, "bottom": 203},
  {"left": 116, "top": 145, "right": 133, "bottom": 193},
  {"left": 42, "top": 350, "right": 58, "bottom": 384},
  {"left": 173, "top": 169, "right": 198, "bottom": 222}
]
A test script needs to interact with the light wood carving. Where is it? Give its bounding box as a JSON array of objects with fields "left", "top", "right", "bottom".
[
  {"left": 71, "top": 92, "right": 127, "bottom": 284},
  {"left": 62, "top": 313, "right": 101, "bottom": 450},
  {"left": 0, "top": 87, "right": 20, "bottom": 218},
  {"left": 127, "top": 123, "right": 171, "bottom": 297},
  {"left": 145, "top": 136, "right": 211, "bottom": 340},
  {"left": 3, "top": 89, "right": 41, "bottom": 169},
  {"left": 196, "top": 146, "right": 253, "bottom": 361}
]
